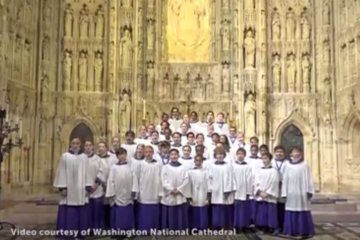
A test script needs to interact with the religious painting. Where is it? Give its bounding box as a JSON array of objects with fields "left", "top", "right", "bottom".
[{"left": 167, "top": 0, "right": 210, "bottom": 62}]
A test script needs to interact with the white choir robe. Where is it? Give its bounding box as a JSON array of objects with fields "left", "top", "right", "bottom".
[
  {"left": 204, "top": 136, "right": 213, "bottom": 150},
  {"left": 170, "top": 144, "right": 183, "bottom": 155},
  {"left": 213, "top": 122, "right": 229, "bottom": 135},
  {"left": 135, "top": 137, "right": 151, "bottom": 145},
  {"left": 179, "top": 134, "right": 189, "bottom": 146},
  {"left": 233, "top": 161, "right": 253, "bottom": 201},
  {"left": 121, "top": 143, "right": 138, "bottom": 165},
  {"left": 160, "top": 162, "right": 189, "bottom": 206},
  {"left": 97, "top": 154, "right": 118, "bottom": 188},
  {"left": 190, "top": 121, "right": 203, "bottom": 134},
  {"left": 186, "top": 168, "right": 210, "bottom": 207},
  {"left": 169, "top": 118, "right": 182, "bottom": 131},
  {"left": 150, "top": 142, "right": 159, "bottom": 154},
  {"left": 54, "top": 151, "right": 92, "bottom": 205},
  {"left": 271, "top": 158, "right": 289, "bottom": 202},
  {"left": 154, "top": 152, "right": 170, "bottom": 166},
  {"left": 253, "top": 166, "right": 280, "bottom": 203},
  {"left": 178, "top": 156, "right": 194, "bottom": 171},
  {"left": 246, "top": 156, "right": 264, "bottom": 174},
  {"left": 130, "top": 157, "right": 144, "bottom": 184},
  {"left": 87, "top": 154, "right": 104, "bottom": 199},
  {"left": 138, "top": 160, "right": 163, "bottom": 204},
  {"left": 281, "top": 161, "right": 315, "bottom": 211},
  {"left": 105, "top": 162, "right": 138, "bottom": 206},
  {"left": 208, "top": 161, "right": 235, "bottom": 205}
]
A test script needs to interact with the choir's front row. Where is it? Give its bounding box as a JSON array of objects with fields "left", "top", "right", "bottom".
[{"left": 54, "top": 138, "right": 315, "bottom": 239}]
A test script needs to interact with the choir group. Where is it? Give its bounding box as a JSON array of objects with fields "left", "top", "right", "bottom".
[{"left": 54, "top": 108, "right": 315, "bottom": 239}]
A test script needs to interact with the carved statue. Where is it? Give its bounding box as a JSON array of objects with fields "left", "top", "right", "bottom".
[
  {"left": 287, "top": 54, "right": 296, "bottom": 92},
  {"left": 200, "top": 74, "right": 207, "bottom": 100},
  {"left": 78, "top": 50, "right": 87, "bottom": 91},
  {"left": 244, "top": 29, "right": 255, "bottom": 68},
  {"left": 120, "top": 28, "right": 132, "bottom": 68},
  {"left": 94, "top": 51, "right": 103, "bottom": 92},
  {"left": 95, "top": 5, "right": 104, "bottom": 38},
  {"left": 286, "top": 9, "right": 295, "bottom": 40},
  {"left": 147, "top": 19, "right": 155, "bottom": 50},
  {"left": 271, "top": 11, "right": 281, "bottom": 41},
  {"left": 173, "top": 74, "right": 181, "bottom": 99},
  {"left": 323, "top": 40, "right": 331, "bottom": 64},
  {"left": 244, "top": 93, "right": 256, "bottom": 138},
  {"left": 272, "top": 54, "right": 281, "bottom": 92},
  {"left": 323, "top": 77, "right": 332, "bottom": 105},
  {"left": 64, "top": 3, "right": 73, "bottom": 37},
  {"left": 322, "top": 0, "right": 331, "bottom": 25},
  {"left": 234, "top": 10, "right": 239, "bottom": 27},
  {"left": 41, "top": 74, "right": 49, "bottom": 103},
  {"left": 79, "top": 4, "right": 89, "bottom": 38},
  {"left": 42, "top": 36, "right": 50, "bottom": 60},
  {"left": 163, "top": 74, "right": 171, "bottom": 99},
  {"left": 302, "top": 55, "right": 311, "bottom": 93},
  {"left": 206, "top": 74, "right": 214, "bottom": 100},
  {"left": 221, "top": 20, "right": 230, "bottom": 51},
  {"left": 119, "top": 91, "right": 131, "bottom": 133},
  {"left": 222, "top": 63, "right": 230, "bottom": 93},
  {"left": 147, "top": 62, "right": 155, "bottom": 99},
  {"left": 24, "top": 40, "right": 31, "bottom": 75},
  {"left": 300, "top": 13, "right": 310, "bottom": 40},
  {"left": 63, "top": 50, "right": 72, "bottom": 91}
]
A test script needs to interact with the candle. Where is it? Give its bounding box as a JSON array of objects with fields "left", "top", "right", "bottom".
[
  {"left": 142, "top": 98, "right": 146, "bottom": 120},
  {"left": 230, "top": 100, "right": 233, "bottom": 120}
]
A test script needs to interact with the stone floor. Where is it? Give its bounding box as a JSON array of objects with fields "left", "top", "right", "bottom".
[{"left": 0, "top": 222, "right": 359, "bottom": 240}]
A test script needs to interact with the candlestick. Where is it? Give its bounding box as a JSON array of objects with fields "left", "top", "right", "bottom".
[{"left": 142, "top": 98, "right": 146, "bottom": 120}]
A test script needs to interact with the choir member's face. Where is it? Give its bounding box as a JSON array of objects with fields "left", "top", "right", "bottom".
[
  {"left": 187, "top": 134, "right": 195, "bottom": 144},
  {"left": 217, "top": 114, "right": 225, "bottom": 123},
  {"left": 275, "top": 149, "right": 285, "bottom": 160},
  {"left": 196, "top": 135, "right": 204, "bottom": 145},
  {"left": 219, "top": 135, "right": 227, "bottom": 144},
  {"left": 147, "top": 125, "right": 155, "bottom": 133},
  {"left": 162, "top": 114, "right": 169, "bottom": 122},
  {"left": 250, "top": 138, "right": 259, "bottom": 146},
  {"left": 173, "top": 134, "right": 181, "bottom": 144},
  {"left": 191, "top": 112, "right": 198, "bottom": 122},
  {"left": 260, "top": 147, "right": 268, "bottom": 156},
  {"left": 71, "top": 138, "right": 81, "bottom": 152},
  {"left": 151, "top": 132, "right": 159, "bottom": 142},
  {"left": 112, "top": 137, "right": 120, "bottom": 149},
  {"left": 207, "top": 113, "right": 214, "bottom": 122},
  {"left": 250, "top": 147, "right": 258, "bottom": 157},
  {"left": 98, "top": 143, "right": 107, "bottom": 155},
  {"left": 212, "top": 135, "right": 219, "bottom": 143},
  {"left": 195, "top": 146, "right": 204, "bottom": 156},
  {"left": 182, "top": 146, "right": 191, "bottom": 157},
  {"left": 180, "top": 124, "right": 188, "bottom": 133},
  {"left": 291, "top": 149, "right": 302, "bottom": 161},
  {"left": 144, "top": 147, "right": 154, "bottom": 160},
  {"left": 84, "top": 141, "right": 93, "bottom": 154},
  {"left": 164, "top": 129, "right": 172, "bottom": 138},
  {"left": 194, "top": 156, "right": 203, "bottom": 168},
  {"left": 261, "top": 155, "right": 271, "bottom": 166},
  {"left": 117, "top": 153, "right": 127, "bottom": 162},
  {"left": 207, "top": 126, "right": 214, "bottom": 134},
  {"left": 237, "top": 133, "right": 245, "bottom": 142},
  {"left": 171, "top": 108, "right": 180, "bottom": 119},
  {"left": 183, "top": 114, "right": 190, "bottom": 124},
  {"left": 126, "top": 134, "right": 135, "bottom": 143},
  {"left": 160, "top": 146, "right": 170, "bottom": 154},
  {"left": 215, "top": 152, "right": 225, "bottom": 161},
  {"left": 139, "top": 126, "right": 147, "bottom": 136},
  {"left": 229, "top": 128, "right": 236, "bottom": 137},
  {"left": 236, "top": 151, "right": 245, "bottom": 161},
  {"left": 161, "top": 122, "right": 168, "bottom": 131},
  {"left": 136, "top": 145, "right": 145, "bottom": 157},
  {"left": 169, "top": 151, "right": 179, "bottom": 162}
]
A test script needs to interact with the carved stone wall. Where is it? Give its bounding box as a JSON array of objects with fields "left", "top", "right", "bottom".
[{"left": 0, "top": 0, "right": 359, "bottom": 194}]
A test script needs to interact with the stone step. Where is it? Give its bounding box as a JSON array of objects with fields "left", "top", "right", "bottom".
[
  {"left": 9, "top": 203, "right": 57, "bottom": 214},
  {"left": 1, "top": 212, "right": 57, "bottom": 226},
  {"left": 311, "top": 202, "right": 358, "bottom": 212},
  {"left": 312, "top": 211, "right": 360, "bottom": 222}
]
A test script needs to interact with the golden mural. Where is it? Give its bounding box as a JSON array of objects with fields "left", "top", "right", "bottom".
[{"left": 167, "top": 0, "right": 210, "bottom": 62}]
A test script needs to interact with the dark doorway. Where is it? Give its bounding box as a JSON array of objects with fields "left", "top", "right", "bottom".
[
  {"left": 281, "top": 124, "right": 304, "bottom": 158},
  {"left": 69, "top": 123, "right": 94, "bottom": 148}
]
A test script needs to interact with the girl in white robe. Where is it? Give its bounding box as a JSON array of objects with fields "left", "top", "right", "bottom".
[
  {"left": 282, "top": 147, "right": 315, "bottom": 237},
  {"left": 106, "top": 147, "right": 138, "bottom": 231},
  {"left": 160, "top": 148, "right": 189, "bottom": 230}
]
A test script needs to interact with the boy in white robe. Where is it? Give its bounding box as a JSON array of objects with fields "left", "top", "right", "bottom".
[
  {"left": 106, "top": 147, "right": 138, "bottom": 231},
  {"left": 271, "top": 145, "right": 289, "bottom": 233},
  {"left": 208, "top": 147, "right": 235, "bottom": 230},
  {"left": 121, "top": 130, "right": 138, "bottom": 165},
  {"left": 195, "top": 133, "right": 210, "bottom": 159},
  {"left": 108, "top": 136, "right": 121, "bottom": 155},
  {"left": 233, "top": 148, "right": 253, "bottom": 231},
  {"left": 213, "top": 112, "right": 229, "bottom": 135},
  {"left": 158, "top": 121, "right": 170, "bottom": 140},
  {"left": 154, "top": 141, "right": 171, "bottom": 165},
  {"left": 178, "top": 145, "right": 194, "bottom": 170},
  {"left": 254, "top": 152, "right": 279, "bottom": 233},
  {"left": 84, "top": 140, "right": 105, "bottom": 231},
  {"left": 135, "top": 125, "right": 150, "bottom": 145},
  {"left": 137, "top": 146, "right": 163, "bottom": 231},
  {"left": 168, "top": 107, "right": 182, "bottom": 130},
  {"left": 149, "top": 130, "right": 160, "bottom": 153},
  {"left": 186, "top": 132, "right": 196, "bottom": 157},
  {"left": 178, "top": 122, "right": 190, "bottom": 145},
  {"left": 171, "top": 132, "right": 183, "bottom": 154},
  {"left": 186, "top": 155, "right": 210, "bottom": 230},
  {"left": 160, "top": 148, "right": 189, "bottom": 230},
  {"left": 53, "top": 138, "right": 92, "bottom": 237},
  {"left": 282, "top": 147, "right": 315, "bottom": 237},
  {"left": 130, "top": 144, "right": 145, "bottom": 183},
  {"left": 227, "top": 126, "right": 238, "bottom": 147}
]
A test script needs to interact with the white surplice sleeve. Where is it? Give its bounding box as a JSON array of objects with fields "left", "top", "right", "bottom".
[
  {"left": 265, "top": 171, "right": 280, "bottom": 198},
  {"left": 306, "top": 164, "right": 315, "bottom": 194},
  {"left": 281, "top": 167, "right": 289, "bottom": 198},
  {"left": 105, "top": 167, "right": 116, "bottom": 198},
  {"left": 246, "top": 167, "right": 253, "bottom": 195},
  {"left": 161, "top": 166, "right": 173, "bottom": 195},
  {"left": 53, "top": 155, "right": 67, "bottom": 188},
  {"left": 177, "top": 170, "right": 190, "bottom": 198},
  {"left": 224, "top": 164, "right": 235, "bottom": 193}
]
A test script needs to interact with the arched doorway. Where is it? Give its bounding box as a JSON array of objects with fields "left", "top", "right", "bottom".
[
  {"left": 69, "top": 123, "right": 94, "bottom": 148},
  {"left": 281, "top": 124, "right": 304, "bottom": 158}
]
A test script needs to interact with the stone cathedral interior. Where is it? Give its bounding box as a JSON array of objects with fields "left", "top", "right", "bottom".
[{"left": 0, "top": 0, "right": 360, "bottom": 237}]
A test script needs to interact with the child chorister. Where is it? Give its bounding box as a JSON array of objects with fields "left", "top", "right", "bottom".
[
  {"left": 106, "top": 148, "right": 138, "bottom": 231},
  {"left": 186, "top": 155, "right": 210, "bottom": 230},
  {"left": 178, "top": 145, "right": 194, "bottom": 170},
  {"left": 254, "top": 152, "right": 279, "bottom": 232},
  {"left": 282, "top": 147, "right": 315, "bottom": 238},
  {"left": 232, "top": 148, "right": 253, "bottom": 231},
  {"left": 208, "top": 147, "right": 235, "bottom": 230},
  {"left": 161, "top": 148, "right": 189, "bottom": 230},
  {"left": 137, "top": 146, "right": 163, "bottom": 231}
]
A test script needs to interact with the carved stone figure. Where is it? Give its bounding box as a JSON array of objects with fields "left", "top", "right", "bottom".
[
  {"left": 147, "top": 62, "right": 155, "bottom": 99},
  {"left": 24, "top": 40, "right": 31, "bottom": 75},
  {"left": 41, "top": 74, "right": 49, "bottom": 103},
  {"left": 300, "top": 13, "right": 310, "bottom": 40},
  {"left": 286, "top": 9, "right": 295, "bottom": 40},
  {"left": 79, "top": 4, "right": 89, "bottom": 38},
  {"left": 147, "top": 19, "right": 155, "bottom": 50},
  {"left": 64, "top": 4, "right": 73, "bottom": 37},
  {"left": 323, "top": 77, "right": 332, "bottom": 105},
  {"left": 222, "top": 63, "right": 230, "bottom": 93},
  {"left": 95, "top": 5, "right": 104, "bottom": 38},
  {"left": 244, "top": 29, "right": 255, "bottom": 68},
  {"left": 221, "top": 20, "right": 230, "bottom": 51},
  {"left": 173, "top": 74, "right": 181, "bottom": 99},
  {"left": 323, "top": 39, "right": 331, "bottom": 64},
  {"left": 119, "top": 91, "right": 131, "bottom": 133},
  {"left": 234, "top": 10, "right": 239, "bottom": 27},
  {"left": 42, "top": 36, "right": 50, "bottom": 60},
  {"left": 138, "top": 41, "right": 143, "bottom": 60},
  {"left": 244, "top": 93, "right": 256, "bottom": 137},
  {"left": 163, "top": 73, "right": 171, "bottom": 99},
  {"left": 78, "top": 51, "right": 87, "bottom": 91},
  {"left": 94, "top": 51, "right": 103, "bottom": 92},
  {"left": 322, "top": 0, "right": 331, "bottom": 25},
  {"left": 206, "top": 74, "right": 214, "bottom": 100},
  {"left": 302, "top": 55, "right": 311, "bottom": 93},
  {"left": 272, "top": 54, "right": 281, "bottom": 92},
  {"left": 120, "top": 28, "right": 132, "bottom": 68},
  {"left": 287, "top": 54, "right": 296, "bottom": 92},
  {"left": 63, "top": 50, "right": 72, "bottom": 91}
]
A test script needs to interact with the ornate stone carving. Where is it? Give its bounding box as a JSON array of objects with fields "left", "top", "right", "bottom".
[
  {"left": 221, "top": 19, "right": 230, "bottom": 51},
  {"left": 222, "top": 62, "right": 230, "bottom": 94},
  {"left": 300, "top": 12, "right": 310, "bottom": 40},
  {"left": 272, "top": 9, "right": 281, "bottom": 41},
  {"left": 95, "top": 5, "right": 104, "bottom": 38},
  {"left": 94, "top": 51, "right": 103, "bottom": 92},
  {"left": 119, "top": 90, "right": 131, "bottom": 133},
  {"left": 244, "top": 29, "right": 255, "bottom": 68},
  {"left": 302, "top": 54, "right": 311, "bottom": 93},
  {"left": 286, "top": 53, "right": 296, "bottom": 92},
  {"left": 147, "top": 19, "right": 155, "bottom": 50},
  {"left": 322, "top": 0, "right": 331, "bottom": 25},
  {"left": 244, "top": 93, "right": 256, "bottom": 137},
  {"left": 147, "top": 61, "right": 155, "bottom": 99},
  {"left": 78, "top": 50, "right": 88, "bottom": 91},
  {"left": 63, "top": 50, "right": 72, "bottom": 91},
  {"left": 286, "top": 8, "right": 296, "bottom": 40},
  {"left": 120, "top": 27, "right": 132, "bottom": 68},
  {"left": 272, "top": 54, "right": 281, "bottom": 92},
  {"left": 64, "top": 3, "right": 73, "bottom": 37},
  {"left": 79, "top": 4, "right": 89, "bottom": 38},
  {"left": 323, "top": 39, "right": 331, "bottom": 65}
]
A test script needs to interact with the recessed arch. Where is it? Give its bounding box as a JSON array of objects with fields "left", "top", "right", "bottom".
[{"left": 69, "top": 122, "right": 94, "bottom": 146}]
